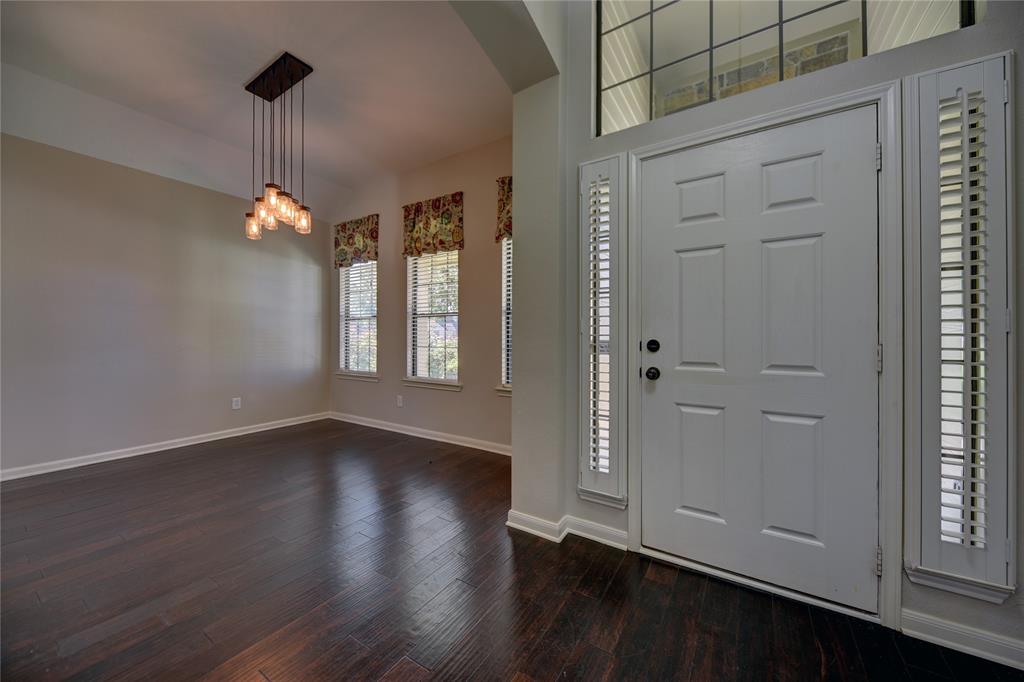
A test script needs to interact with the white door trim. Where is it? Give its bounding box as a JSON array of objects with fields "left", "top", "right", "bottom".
[{"left": 626, "top": 81, "right": 904, "bottom": 627}]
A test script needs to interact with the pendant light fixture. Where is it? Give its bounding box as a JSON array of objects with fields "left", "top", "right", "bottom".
[{"left": 244, "top": 52, "right": 313, "bottom": 238}]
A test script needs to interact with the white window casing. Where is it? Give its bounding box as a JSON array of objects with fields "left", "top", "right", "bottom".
[
  {"left": 339, "top": 261, "right": 378, "bottom": 375},
  {"left": 906, "top": 54, "right": 1015, "bottom": 603},
  {"left": 579, "top": 156, "right": 627, "bottom": 507}
]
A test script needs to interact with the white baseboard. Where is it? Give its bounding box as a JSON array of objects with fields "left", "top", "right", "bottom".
[
  {"left": 563, "top": 515, "right": 629, "bottom": 550},
  {"left": 329, "top": 411, "right": 511, "bottom": 457},
  {"left": 901, "top": 609, "right": 1024, "bottom": 670},
  {"left": 506, "top": 510, "right": 565, "bottom": 542},
  {"left": 0, "top": 412, "right": 332, "bottom": 482},
  {"left": 505, "top": 510, "right": 628, "bottom": 551}
]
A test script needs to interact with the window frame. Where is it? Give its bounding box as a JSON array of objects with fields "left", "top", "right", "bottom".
[
  {"left": 595, "top": 0, "right": 978, "bottom": 136},
  {"left": 337, "top": 260, "right": 379, "bottom": 377},
  {"left": 578, "top": 155, "right": 628, "bottom": 507},
  {"left": 405, "top": 250, "right": 461, "bottom": 386},
  {"left": 904, "top": 52, "right": 1016, "bottom": 603}
]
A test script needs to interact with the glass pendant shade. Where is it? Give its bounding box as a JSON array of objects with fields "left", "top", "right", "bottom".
[
  {"left": 254, "top": 197, "right": 270, "bottom": 226},
  {"left": 244, "top": 212, "right": 261, "bottom": 240},
  {"left": 295, "top": 205, "right": 312, "bottom": 234},
  {"left": 264, "top": 212, "right": 278, "bottom": 231},
  {"left": 264, "top": 183, "right": 280, "bottom": 211},
  {"left": 277, "top": 191, "right": 294, "bottom": 223}
]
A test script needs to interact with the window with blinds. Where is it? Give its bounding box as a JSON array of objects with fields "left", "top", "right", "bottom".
[
  {"left": 407, "top": 250, "right": 459, "bottom": 381},
  {"left": 587, "top": 178, "right": 612, "bottom": 475},
  {"left": 578, "top": 156, "right": 625, "bottom": 506},
  {"left": 339, "top": 261, "right": 378, "bottom": 373},
  {"left": 909, "top": 55, "right": 1013, "bottom": 599},
  {"left": 937, "top": 89, "right": 988, "bottom": 548},
  {"left": 500, "top": 237, "right": 513, "bottom": 387}
]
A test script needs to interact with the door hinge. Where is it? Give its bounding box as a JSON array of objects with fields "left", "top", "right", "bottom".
[
  {"left": 875, "top": 547, "right": 883, "bottom": 577},
  {"left": 875, "top": 142, "right": 882, "bottom": 171},
  {"left": 1005, "top": 80, "right": 1010, "bottom": 104},
  {"left": 1007, "top": 308, "right": 1013, "bottom": 335},
  {"left": 875, "top": 344, "right": 883, "bottom": 373}
]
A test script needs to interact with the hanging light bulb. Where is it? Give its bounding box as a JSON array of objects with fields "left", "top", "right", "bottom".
[
  {"left": 244, "top": 212, "right": 261, "bottom": 240},
  {"left": 295, "top": 205, "right": 312, "bottom": 234},
  {"left": 264, "top": 211, "right": 278, "bottom": 231}
]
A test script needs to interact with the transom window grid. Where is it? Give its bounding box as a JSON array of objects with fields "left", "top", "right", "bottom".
[
  {"left": 597, "top": 0, "right": 977, "bottom": 135},
  {"left": 339, "top": 261, "right": 378, "bottom": 373},
  {"left": 407, "top": 250, "right": 459, "bottom": 381}
]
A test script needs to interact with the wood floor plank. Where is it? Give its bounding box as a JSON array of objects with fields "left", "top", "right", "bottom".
[{"left": 3, "top": 419, "right": 1017, "bottom": 681}]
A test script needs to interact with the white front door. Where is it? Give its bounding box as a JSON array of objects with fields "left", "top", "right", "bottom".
[{"left": 640, "top": 105, "right": 880, "bottom": 611}]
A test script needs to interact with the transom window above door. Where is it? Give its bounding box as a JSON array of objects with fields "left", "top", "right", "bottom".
[{"left": 597, "top": 0, "right": 983, "bottom": 135}]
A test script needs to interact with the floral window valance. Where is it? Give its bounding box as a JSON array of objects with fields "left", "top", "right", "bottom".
[
  {"left": 495, "top": 176, "right": 512, "bottom": 242},
  {"left": 334, "top": 213, "right": 379, "bottom": 268},
  {"left": 402, "top": 191, "right": 464, "bottom": 258}
]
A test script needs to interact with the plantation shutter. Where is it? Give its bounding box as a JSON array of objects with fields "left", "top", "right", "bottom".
[
  {"left": 915, "top": 55, "right": 1013, "bottom": 595},
  {"left": 579, "top": 156, "right": 626, "bottom": 506}
]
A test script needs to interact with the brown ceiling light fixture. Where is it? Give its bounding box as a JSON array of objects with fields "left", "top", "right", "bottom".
[{"left": 244, "top": 52, "right": 314, "bottom": 240}]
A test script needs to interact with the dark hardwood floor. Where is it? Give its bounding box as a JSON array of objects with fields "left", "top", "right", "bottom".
[{"left": 2, "top": 419, "right": 1019, "bottom": 681}]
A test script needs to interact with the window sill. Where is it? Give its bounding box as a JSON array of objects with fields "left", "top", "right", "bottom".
[
  {"left": 495, "top": 385, "right": 512, "bottom": 396},
  {"left": 904, "top": 565, "right": 1015, "bottom": 604},
  {"left": 335, "top": 371, "right": 380, "bottom": 383},
  {"left": 577, "top": 486, "right": 628, "bottom": 510},
  {"left": 402, "top": 376, "right": 463, "bottom": 392}
]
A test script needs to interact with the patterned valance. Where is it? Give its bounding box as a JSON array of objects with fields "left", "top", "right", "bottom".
[
  {"left": 495, "top": 176, "right": 512, "bottom": 242},
  {"left": 334, "top": 214, "right": 379, "bottom": 268},
  {"left": 402, "top": 191, "right": 464, "bottom": 258}
]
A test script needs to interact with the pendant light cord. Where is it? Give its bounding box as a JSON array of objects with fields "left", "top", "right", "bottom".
[
  {"left": 261, "top": 98, "right": 265, "bottom": 189},
  {"left": 290, "top": 87, "right": 294, "bottom": 198},
  {"left": 270, "top": 95, "right": 274, "bottom": 185},
  {"left": 281, "top": 95, "right": 285, "bottom": 192},
  {"left": 251, "top": 93, "right": 255, "bottom": 201},
  {"left": 301, "top": 79, "right": 305, "bottom": 205}
]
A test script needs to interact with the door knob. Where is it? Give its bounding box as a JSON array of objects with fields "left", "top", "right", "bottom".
[
  {"left": 645, "top": 367, "right": 661, "bottom": 380},
  {"left": 646, "top": 339, "right": 661, "bottom": 352}
]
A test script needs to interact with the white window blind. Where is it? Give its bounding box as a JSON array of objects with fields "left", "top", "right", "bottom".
[
  {"left": 501, "top": 237, "right": 513, "bottom": 387},
  {"left": 339, "top": 261, "right": 378, "bottom": 373},
  {"left": 910, "top": 54, "right": 1014, "bottom": 601},
  {"left": 407, "top": 250, "right": 459, "bottom": 381},
  {"left": 578, "top": 156, "right": 626, "bottom": 506}
]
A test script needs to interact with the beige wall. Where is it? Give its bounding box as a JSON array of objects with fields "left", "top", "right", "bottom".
[
  {"left": 1, "top": 135, "right": 331, "bottom": 474},
  {"left": 330, "top": 136, "right": 512, "bottom": 448}
]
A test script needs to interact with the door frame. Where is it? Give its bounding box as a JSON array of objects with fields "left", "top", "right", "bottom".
[{"left": 625, "top": 81, "right": 904, "bottom": 627}]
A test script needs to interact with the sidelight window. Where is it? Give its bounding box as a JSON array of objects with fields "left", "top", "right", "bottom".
[
  {"left": 579, "top": 156, "right": 627, "bottom": 506},
  {"left": 908, "top": 54, "right": 1014, "bottom": 602}
]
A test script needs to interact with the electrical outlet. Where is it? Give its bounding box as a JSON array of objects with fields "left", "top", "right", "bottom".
[
  {"left": 396, "top": 395, "right": 403, "bottom": 408},
  {"left": 232, "top": 397, "right": 241, "bottom": 410}
]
